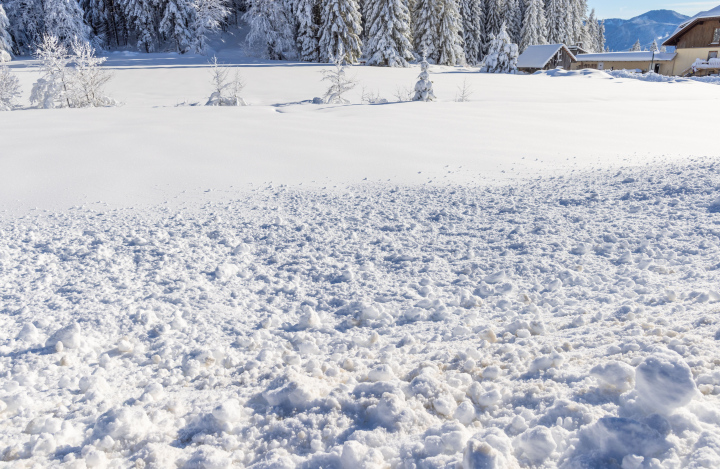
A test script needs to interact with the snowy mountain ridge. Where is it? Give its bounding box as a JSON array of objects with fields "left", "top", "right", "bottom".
[{"left": 603, "top": 10, "right": 689, "bottom": 51}]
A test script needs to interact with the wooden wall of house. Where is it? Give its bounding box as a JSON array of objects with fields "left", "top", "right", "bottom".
[{"left": 677, "top": 19, "right": 720, "bottom": 48}]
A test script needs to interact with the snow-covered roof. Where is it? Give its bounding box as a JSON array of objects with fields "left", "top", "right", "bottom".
[
  {"left": 517, "top": 44, "right": 576, "bottom": 69},
  {"left": 663, "top": 5, "right": 720, "bottom": 46},
  {"left": 575, "top": 51, "right": 677, "bottom": 62}
]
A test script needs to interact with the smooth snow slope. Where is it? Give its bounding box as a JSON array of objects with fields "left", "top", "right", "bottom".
[
  {"left": 1, "top": 52, "right": 719, "bottom": 214},
  {"left": 1, "top": 163, "right": 720, "bottom": 468}
]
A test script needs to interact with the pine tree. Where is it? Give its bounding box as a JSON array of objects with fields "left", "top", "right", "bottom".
[
  {"left": 413, "top": 0, "right": 440, "bottom": 62},
  {"left": 412, "top": 54, "right": 435, "bottom": 101},
  {"left": 597, "top": 18, "right": 604, "bottom": 52},
  {"left": 44, "top": 0, "right": 91, "bottom": 46},
  {"left": 295, "top": 0, "right": 319, "bottom": 61},
  {"left": 630, "top": 39, "right": 640, "bottom": 51},
  {"left": 193, "top": 0, "right": 228, "bottom": 53},
  {"left": 0, "top": 4, "right": 13, "bottom": 57},
  {"left": 318, "top": 0, "right": 362, "bottom": 63},
  {"left": 364, "top": 0, "right": 413, "bottom": 66},
  {"left": 583, "top": 7, "right": 597, "bottom": 51},
  {"left": 482, "top": 22, "right": 517, "bottom": 73},
  {"left": 122, "top": 0, "right": 157, "bottom": 52},
  {"left": 483, "top": 0, "right": 502, "bottom": 36},
  {"left": 4, "top": 0, "right": 45, "bottom": 54},
  {"left": 243, "top": 0, "right": 295, "bottom": 59},
  {"left": 569, "top": 0, "right": 585, "bottom": 45},
  {"left": 545, "top": 0, "right": 567, "bottom": 44},
  {"left": 459, "top": 0, "right": 483, "bottom": 65},
  {"left": 159, "top": 0, "right": 195, "bottom": 52},
  {"left": 650, "top": 39, "right": 658, "bottom": 52},
  {"left": 519, "top": 0, "right": 546, "bottom": 52},
  {"left": 436, "top": 0, "right": 464, "bottom": 65},
  {"left": 504, "top": 0, "right": 521, "bottom": 43}
]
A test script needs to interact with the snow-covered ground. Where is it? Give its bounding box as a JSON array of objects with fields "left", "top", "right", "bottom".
[{"left": 2, "top": 51, "right": 720, "bottom": 469}]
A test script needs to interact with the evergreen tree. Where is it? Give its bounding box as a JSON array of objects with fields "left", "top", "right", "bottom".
[
  {"left": 159, "top": 0, "right": 195, "bottom": 52},
  {"left": 483, "top": 0, "right": 502, "bottom": 36},
  {"left": 122, "top": 0, "right": 157, "bottom": 52},
  {"left": 650, "top": 39, "right": 658, "bottom": 52},
  {"left": 482, "top": 22, "right": 517, "bottom": 72},
  {"left": 318, "top": 0, "right": 362, "bottom": 63},
  {"left": 459, "top": 0, "right": 483, "bottom": 65},
  {"left": 412, "top": 54, "right": 435, "bottom": 101},
  {"left": 436, "top": 0, "right": 464, "bottom": 65},
  {"left": 44, "top": 0, "right": 91, "bottom": 46},
  {"left": 569, "top": 0, "right": 585, "bottom": 45},
  {"left": 630, "top": 39, "right": 640, "bottom": 51},
  {"left": 364, "top": 0, "right": 413, "bottom": 66},
  {"left": 4, "top": 0, "right": 45, "bottom": 54},
  {"left": 0, "top": 4, "right": 13, "bottom": 57},
  {"left": 583, "top": 7, "right": 597, "bottom": 51},
  {"left": 193, "top": 0, "right": 228, "bottom": 53},
  {"left": 545, "top": 0, "right": 567, "bottom": 44},
  {"left": 519, "top": 0, "right": 546, "bottom": 52},
  {"left": 413, "top": 0, "right": 440, "bottom": 62},
  {"left": 597, "top": 18, "right": 604, "bottom": 51},
  {"left": 504, "top": 0, "right": 521, "bottom": 43},
  {"left": 243, "top": 0, "right": 295, "bottom": 59},
  {"left": 295, "top": 0, "right": 319, "bottom": 61}
]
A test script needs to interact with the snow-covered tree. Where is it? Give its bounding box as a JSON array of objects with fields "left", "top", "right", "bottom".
[
  {"left": 413, "top": 0, "right": 440, "bottom": 62},
  {"left": 412, "top": 54, "right": 435, "bottom": 101},
  {"left": 482, "top": 23, "right": 517, "bottom": 73},
  {"left": 0, "top": 60, "right": 20, "bottom": 110},
  {"left": 649, "top": 39, "right": 658, "bottom": 52},
  {"left": 44, "top": 0, "right": 91, "bottom": 46},
  {"left": 4, "top": 0, "right": 45, "bottom": 54},
  {"left": 519, "top": 0, "right": 546, "bottom": 52},
  {"left": 0, "top": 3, "right": 14, "bottom": 57},
  {"left": 243, "top": 0, "right": 295, "bottom": 59},
  {"left": 30, "top": 34, "right": 72, "bottom": 108},
  {"left": 583, "top": 7, "right": 597, "bottom": 51},
  {"left": 436, "top": 0, "right": 464, "bottom": 65},
  {"left": 321, "top": 54, "right": 356, "bottom": 103},
  {"left": 206, "top": 56, "right": 247, "bottom": 105},
  {"left": 122, "top": 0, "right": 157, "bottom": 52},
  {"left": 459, "top": 0, "right": 483, "bottom": 65},
  {"left": 545, "top": 0, "right": 567, "bottom": 44},
  {"left": 568, "top": 0, "right": 585, "bottom": 45},
  {"left": 597, "top": 19, "right": 604, "bottom": 51},
  {"left": 159, "top": 0, "right": 195, "bottom": 52},
  {"left": 318, "top": 0, "right": 362, "bottom": 63},
  {"left": 193, "top": 0, "right": 228, "bottom": 53},
  {"left": 69, "top": 38, "right": 117, "bottom": 106},
  {"left": 363, "top": 0, "right": 413, "bottom": 66},
  {"left": 630, "top": 39, "right": 641, "bottom": 51},
  {"left": 504, "top": 0, "right": 522, "bottom": 43},
  {"left": 295, "top": 0, "right": 319, "bottom": 61},
  {"left": 483, "top": 0, "right": 502, "bottom": 36}
]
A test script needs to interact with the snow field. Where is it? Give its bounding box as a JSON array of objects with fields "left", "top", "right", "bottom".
[
  {"left": 2, "top": 162, "right": 720, "bottom": 468},
  {"left": 2, "top": 54, "right": 720, "bottom": 214}
]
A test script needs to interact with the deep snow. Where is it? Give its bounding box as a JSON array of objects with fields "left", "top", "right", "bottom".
[{"left": 1, "top": 50, "right": 720, "bottom": 469}]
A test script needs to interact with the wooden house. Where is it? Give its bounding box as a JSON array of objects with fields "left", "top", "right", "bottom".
[
  {"left": 517, "top": 44, "right": 577, "bottom": 73},
  {"left": 662, "top": 5, "right": 720, "bottom": 76},
  {"left": 572, "top": 51, "right": 677, "bottom": 75}
]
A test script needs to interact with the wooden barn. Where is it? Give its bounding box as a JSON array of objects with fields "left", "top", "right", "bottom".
[
  {"left": 516, "top": 44, "right": 577, "bottom": 73},
  {"left": 663, "top": 5, "right": 720, "bottom": 76}
]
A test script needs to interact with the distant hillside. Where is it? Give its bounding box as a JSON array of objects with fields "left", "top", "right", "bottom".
[{"left": 603, "top": 10, "right": 689, "bottom": 51}]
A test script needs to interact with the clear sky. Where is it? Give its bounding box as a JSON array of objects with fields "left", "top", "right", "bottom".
[{"left": 588, "top": 0, "right": 719, "bottom": 19}]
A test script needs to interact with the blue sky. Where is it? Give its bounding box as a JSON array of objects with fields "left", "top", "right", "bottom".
[{"left": 588, "top": 0, "right": 719, "bottom": 19}]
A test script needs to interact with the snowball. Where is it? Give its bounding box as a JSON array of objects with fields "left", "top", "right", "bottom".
[
  {"left": 212, "top": 400, "right": 243, "bottom": 425},
  {"left": 454, "top": 401, "right": 476, "bottom": 425},
  {"left": 463, "top": 428, "right": 516, "bottom": 469},
  {"left": 117, "top": 338, "right": 133, "bottom": 354},
  {"left": 46, "top": 323, "right": 82, "bottom": 349},
  {"left": 297, "top": 306, "right": 321, "bottom": 330},
  {"left": 368, "top": 364, "right": 394, "bottom": 382},
  {"left": 93, "top": 407, "right": 151, "bottom": 441},
  {"left": 635, "top": 351, "right": 697, "bottom": 414},
  {"left": 17, "top": 323, "right": 39, "bottom": 342},
  {"left": 591, "top": 361, "right": 635, "bottom": 392},
  {"left": 514, "top": 426, "right": 556, "bottom": 464},
  {"left": 433, "top": 394, "right": 458, "bottom": 417},
  {"left": 214, "top": 264, "right": 239, "bottom": 282}
]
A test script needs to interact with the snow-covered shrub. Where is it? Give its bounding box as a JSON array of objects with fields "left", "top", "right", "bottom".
[
  {"left": 412, "top": 55, "right": 435, "bottom": 101},
  {"left": 360, "top": 87, "right": 387, "bottom": 104},
  {"left": 321, "top": 56, "right": 356, "bottom": 104},
  {"left": 31, "top": 34, "right": 118, "bottom": 109},
  {"left": 206, "top": 56, "right": 247, "bottom": 106},
  {"left": 0, "top": 60, "right": 21, "bottom": 110},
  {"left": 30, "top": 35, "right": 72, "bottom": 108},
  {"left": 69, "top": 39, "right": 118, "bottom": 107},
  {"left": 482, "top": 24, "right": 518, "bottom": 74}
]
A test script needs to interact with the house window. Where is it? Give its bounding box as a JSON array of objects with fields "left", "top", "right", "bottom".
[
  {"left": 709, "top": 51, "right": 718, "bottom": 60},
  {"left": 713, "top": 28, "right": 720, "bottom": 44}
]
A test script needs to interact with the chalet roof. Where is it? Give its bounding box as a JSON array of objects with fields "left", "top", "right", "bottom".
[
  {"left": 663, "top": 5, "right": 720, "bottom": 46},
  {"left": 517, "top": 44, "right": 577, "bottom": 69},
  {"left": 575, "top": 51, "right": 677, "bottom": 62}
]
